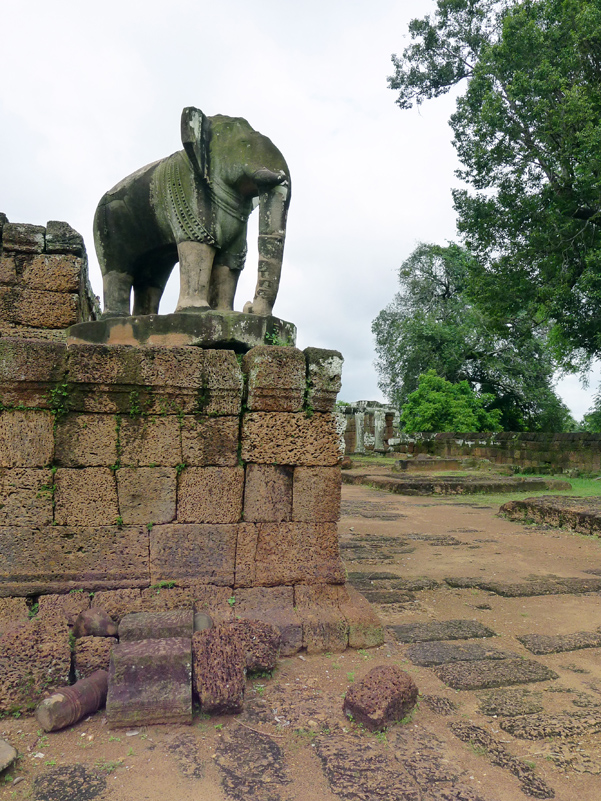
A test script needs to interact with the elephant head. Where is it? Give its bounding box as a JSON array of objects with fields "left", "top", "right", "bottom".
[{"left": 94, "top": 107, "right": 290, "bottom": 319}]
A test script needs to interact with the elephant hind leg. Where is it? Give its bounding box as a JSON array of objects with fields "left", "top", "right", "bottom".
[
  {"left": 102, "top": 271, "right": 133, "bottom": 318},
  {"left": 132, "top": 285, "right": 164, "bottom": 316},
  {"left": 209, "top": 263, "right": 241, "bottom": 311}
]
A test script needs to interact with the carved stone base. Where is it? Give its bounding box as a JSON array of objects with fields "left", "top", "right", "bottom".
[{"left": 66, "top": 310, "right": 297, "bottom": 352}]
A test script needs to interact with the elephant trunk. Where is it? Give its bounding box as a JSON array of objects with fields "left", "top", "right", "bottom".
[{"left": 245, "top": 181, "right": 289, "bottom": 316}]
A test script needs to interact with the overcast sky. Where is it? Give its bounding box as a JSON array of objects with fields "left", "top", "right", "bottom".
[{"left": 0, "top": 0, "right": 596, "bottom": 417}]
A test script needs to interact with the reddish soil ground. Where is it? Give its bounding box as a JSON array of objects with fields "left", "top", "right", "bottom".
[{"left": 2, "top": 480, "right": 601, "bottom": 801}]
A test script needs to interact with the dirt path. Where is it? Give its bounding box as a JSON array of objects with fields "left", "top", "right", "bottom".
[{"left": 2, "top": 483, "right": 601, "bottom": 801}]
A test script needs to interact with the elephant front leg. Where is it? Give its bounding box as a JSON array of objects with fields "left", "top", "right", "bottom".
[
  {"left": 102, "top": 271, "right": 134, "bottom": 318},
  {"left": 175, "top": 241, "right": 216, "bottom": 313}
]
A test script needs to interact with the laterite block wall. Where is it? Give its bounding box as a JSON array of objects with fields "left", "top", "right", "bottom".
[{"left": 0, "top": 339, "right": 382, "bottom": 712}]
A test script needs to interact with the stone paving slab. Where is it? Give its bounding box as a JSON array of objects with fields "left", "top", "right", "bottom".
[
  {"left": 434, "top": 658, "right": 558, "bottom": 690},
  {"left": 445, "top": 575, "right": 601, "bottom": 596},
  {"left": 500, "top": 712, "right": 601, "bottom": 740},
  {"left": 342, "top": 472, "right": 571, "bottom": 495},
  {"left": 406, "top": 640, "right": 517, "bottom": 666},
  {"left": 477, "top": 688, "right": 544, "bottom": 717},
  {"left": 390, "top": 620, "right": 496, "bottom": 643},
  {"left": 517, "top": 630, "right": 601, "bottom": 654}
]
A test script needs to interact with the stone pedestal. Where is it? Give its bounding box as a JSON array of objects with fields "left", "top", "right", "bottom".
[{"left": 0, "top": 336, "right": 383, "bottom": 701}]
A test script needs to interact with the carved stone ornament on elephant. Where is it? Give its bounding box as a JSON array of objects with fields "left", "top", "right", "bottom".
[{"left": 93, "top": 107, "right": 291, "bottom": 319}]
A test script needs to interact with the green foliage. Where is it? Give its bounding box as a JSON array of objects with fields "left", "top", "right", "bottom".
[
  {"left": 389, "top": 0, "right": 601, "bottom": 368},
  {"left": 580, "top": 390, "right": 601, "bottom": 431},
  {"left": 400, "top": 370, "right": 503, "bottom": 432},
  {"left": 372, "top": 243, "right": 573, "bottom": 430}
]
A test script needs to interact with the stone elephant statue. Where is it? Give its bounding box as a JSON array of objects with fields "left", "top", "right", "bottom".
[{"left": 93, "top": 107, "right": 291, "bottom": 318}]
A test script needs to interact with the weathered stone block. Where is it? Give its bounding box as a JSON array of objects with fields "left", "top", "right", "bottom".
[
  {"left": 140, "top": 585, "right": 199, "bottom": 613},
  {"left": 119, "top": 610, "right": 193, "bottom": 641},
  {"left": 0, "top": 340, "right": 67, "bottom": 410},
  {"left": 243, "top": 464, "right": 293, "bottom": 522},
  {"left": 0, "top": 255, "right": 17, "bottom": 284},
  {"left": 292, "top": 466, "right": 341, "bottom": 522},
  {"left": 189, "top": 585, "right": 235, "bottom": 623},
  {"left": 54, "top": 468, "right": 118, "bottom": 526},
  {"left": 0, "top": 468, "right": 54, "bottom": 526},
  {"left": 0, "top": 411, "right": 54, "bottom": 467},
  {"left": 91, "top": 589, "right": 143, "bottom": 622},
  {"left": 45, "top": 220, "right": 85, "bottom": 255},
  {"left": 74, "top": 637, "right": 116, "bottom": 679},
  {"left": 304, "top": 347, "right": 343, "bottom": 412},
  {"left": 150, "top": 523, "right": 237, "bottom": 586},
  {"left": 54, "top": 414, "right": 118, "bottom": 467},
  {"left": 243, "top": 345, "right": 305, "bottom": 412},
  {"left": 21, "top": 254, "right": 82, "bottom": 292},
  {"left": 225, "top": 619, "right": 281, "bottom": 673},
  {"left": 0, "top": 597, "right": 29, "bottom": 636},
  {"left": 181, "top": 415, "right": 239, "bottom": 466},
  {"left": 294, "top": 584, "right": 349, "bottom": 653},
  {"left": 72, "top": 608, "right": 118, "bottom": 638},
  {"left": 192, "top": 624, "right": 246, "bottom": 714},
  {"left": 241, "top": 412, "right": 343, "bottom": 466},
  {"left": 0, "top": 525, "right": 149, "bottom": 596},
  {"left": 201, "top": 349, "right": 244, "bottom": 416},
  {"left": 177, "top": 466, "right": 244, "bottom": 523},
  {"left": 37, "top": 593, "right": 91, "bottom": 626},
  {"left": 107, "top": 637, "right": 192, "bottom": 727},
  {"left": 235, "top": 522, "right": 345, "bottom": 587},
  {"left": 119, "top": 416, "right": 182, "bottom": 467},
  {"left": 0, "top": 617, "right": 71, "bottom": 714},
  {"left": 343, "top": 665, "right": 419, "bottom": 731},
  {"left": 0, "top": 286, "right": 79, "bottom": 328},
  {"left": 2, "top": 222, "right": 45, "bottom": 252},
  {"left": 117, "top": 467, "right": 176, "bottom": 525},
  {"left": 337, "top": 585, "right": 384, "bottom": 649},
  {"left": 232, "top": 586, "right": 302, "bottom": 656}
]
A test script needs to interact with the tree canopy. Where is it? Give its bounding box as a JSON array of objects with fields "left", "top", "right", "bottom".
[
  {"left": 372, "top": 242, "right": 573, "bottom": 430},
  {"left": 400, "top": 369, "right": 503, "bottom": 432},
  {"left": 389, "top": 0, "right": 601, "bottom": 367}
]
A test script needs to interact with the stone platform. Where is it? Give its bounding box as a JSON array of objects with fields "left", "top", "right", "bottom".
[
  {"left": 342, "top": 472, "right": 571, "bottom": 495},
  {"left": 501, "top": 494, "right": 601, "bottom": 537},
  {"left": 67, "top": 310, "right": 297, "bottom": 352}
]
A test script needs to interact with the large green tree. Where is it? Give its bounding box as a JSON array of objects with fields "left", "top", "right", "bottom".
[
  {"left": 389, "top": 0, "right": 601, "bottom": 367},
  {"left": 372, "top": 242, "right": 574, "bottom": 430}
]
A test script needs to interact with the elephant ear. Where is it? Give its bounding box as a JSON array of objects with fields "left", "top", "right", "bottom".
[{"left": 181, "top": 107, "right": 211, "bottom": 181}]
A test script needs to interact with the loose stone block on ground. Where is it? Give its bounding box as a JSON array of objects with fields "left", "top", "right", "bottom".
[
  {"left": 192, "top": 624, "right": 246, "bottom": 714},
  {"left": 343, "top": 665, "right": 419, "bottom": 731}
]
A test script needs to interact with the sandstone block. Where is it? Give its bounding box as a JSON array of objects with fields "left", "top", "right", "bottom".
[
  {"left": 0, "top": 739, "right": 17, "bottom": 773},
  {"left": 304, "top": 347, "right": 343, "bottom": 412},
  {"left": 181, "top": 415, "right": 239, "bottom": 466},
  {"left": 292, "top": 466, "right": 341, "bottom": 522},
  {"left": 0, "top": 286, "right": 79, "bottom": 328},
  {"left": 117, "top": 467, "right": 176, "bottom": 525},
  {"left": 294, "top": 584, "right": 349, "bottom": 654},
  {"left": 0, "top": 617, "right": 71, "bottom": 715},
  {"left": 337, "top": 585, "right": 384, "bottom": 649},
  {"left": 54, "top": 414, "right": 118, "bottom": 467},
  {"left": 192, "top": 624, "right": 246, "bottom": 714},
  {"left": 0, "top": 411, "right": 54, "bottom": 467},
  {"left": 119, "top": 610, "right": 193, "bottom": 641},
  {"left": 189, "top": 585, "right": 235, "bottom": 622},
  {"left": 45, "top": 220, "right": 85, "bottom": 255},
  {"left": 54, "top": 468, "right": 118, "bottom": 526},
  {"left": 226, "top": 619, "right": 281, "bottom": 673},
  {"left": 201, "top": 349, "right": 244, "bottom": 415},
  {"left": 150, "top": 523, "right": 237, "bottom": 586},
  {"left": 107, "top": 638, "right": 192, "bottom": 727},
  {"left": 232, "top": 586, "right": 302, "bottom": 656},
  {"left": 0, "top": 597, "right": 29, "bottom": 636},
  {"left": 241, "top": 412, "right": 343, "bottom": 466},
  {"left": 0, "top": 525, "right": 149, "bottom": 596},
  {"left": 177, "top": 466, "right": 244, "bottom": 524},
  {"left": 91, "top": 589, "right": 143, "bottom": 622},
  {"left": 74, "top": 637, "right": 116, "bottom": 679},
  {"left": 243, "top": 464, "right": 292, "bottom": 522},
  {"left": 243, "top": 345, "right": 305, "bottom": 412},
  {"left": 140, "top": 585, "right": 198, "bottom": 613},
  {"left": 21, "top": 253, "right": 82, "bottom": 292},
  {"left": 37, "top": 593, "right": 91, "bottom": 627},
  {"left": 2, "top": 222, "right": 45, "bottom": 252},
  {"left": 0, "top": 468, "right": 54, "bottom": 526},
  {"left": 0, "top": 255, "right": 17, "bottom": 284},
  {"left": 119, "top": 416, "right": 182, "bottom": 467},
  {"left": 0, "top": 340, "right": 67, "bottom": 409},
  {"left": 343, "top": 665, "right": 419, "bottom": 732},
  {"left": 235, "top": 522, "right": 345, "bottom": 588},
  {"left": 72, "top": 608, "right": 118, "bottom": 638}
]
